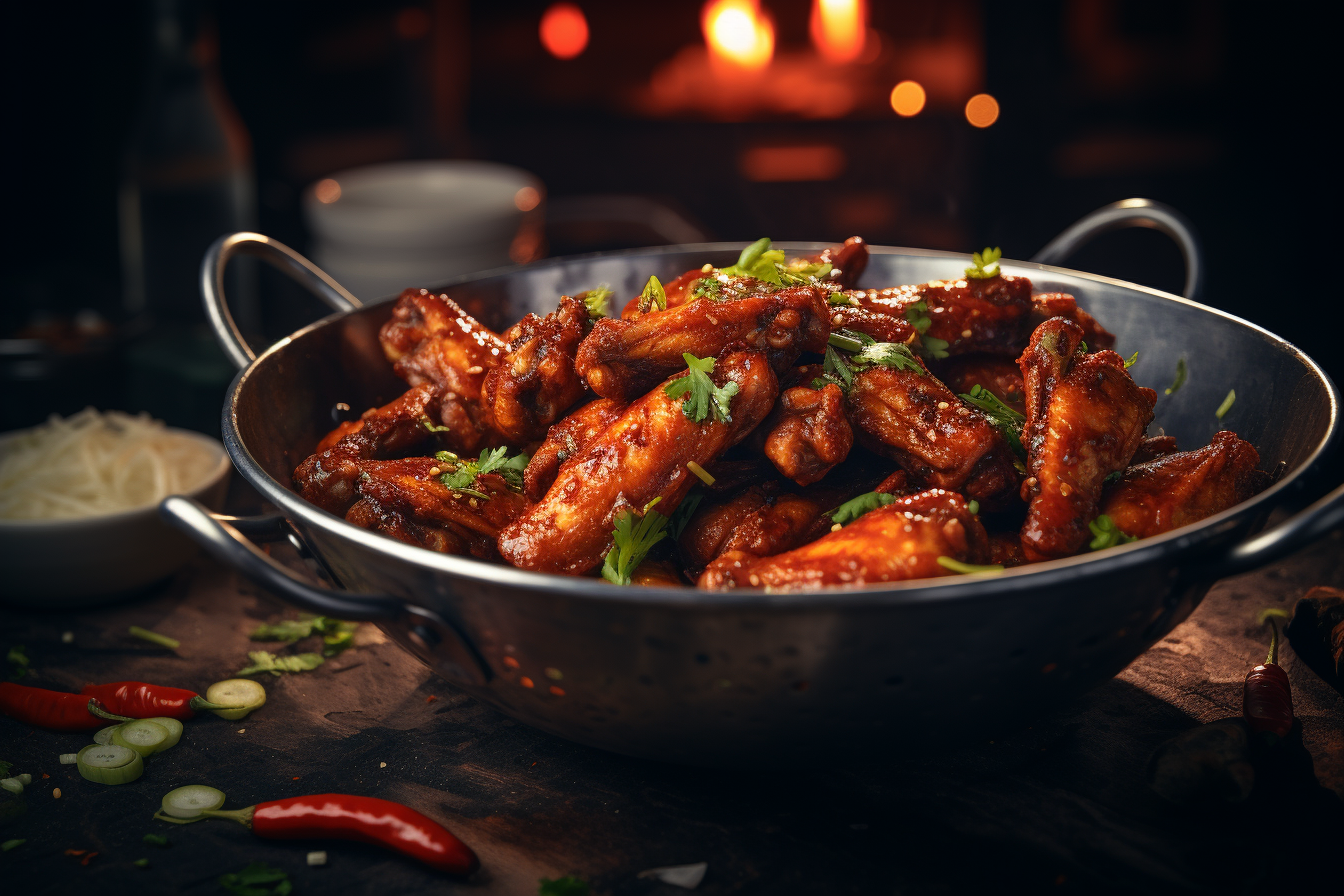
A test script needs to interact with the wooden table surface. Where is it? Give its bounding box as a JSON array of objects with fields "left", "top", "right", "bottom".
[{"left": 3, "top": 525, "right": 1341, "bottom": 895}]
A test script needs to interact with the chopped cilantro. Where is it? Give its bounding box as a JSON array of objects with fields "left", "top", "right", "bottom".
[
  {"left": 419, "top": 415, "right": 454, "bottom": 434},
  {"left": 904, "top": 300, "right": 932, "bottom": 333},
  {"left": 133, "top": 858, "right": 150, "bottom": 869},
  {"left": 1215, "top": 388, "right": 1235, "bottom": 420},
  {"left": 829, "top": 491, "right": 896, "bottom": 526},
  {"left": 143, "top": 834, "right": 169, "bottom": 848},
  {"left": 959, "top": 385, "right": 1027, "bottom": 463},
  {"left": 828, "top": 291, "right": 858, "bottom": 306},
  {"left": 778, "top": 258, "right": 833, "bottom": 285},
  {"left": 663, "top": 353, "right": 739, "bottom": 424},
  {"left": 668, "top": 493, "right": 703, "bottom": 540},
  {"left": 236, "top": 650, "right": 325, "bottom": 677},
  {"left": 220, "top": 861, "right": 292, "bottom": 896},
  {"left": 251, "top": 615, "right": 359, "bottom": 657},
  {"left": 1088, "top": 514, "right": 1137, "bottom": 551},
  {"left": 827, "top": 328, "right": 923, "bottom": 375},
  {"left": 2, "top": 839, "right": 26, "bottom": 853},
  {"left": 691, "top": 276, "right": 723, "bottom": 301},
  {"left": 578, "top": 285, "right": 613, "bottom": 319},
  {"left": 936, "top": 557, "right": 1004, "bottom": 575},
  {"left": 1165, "top": 358, "right": 1188, "bottom": 395},
  {"left": 967, "top": 500, "right": 980, "bottom": 515},
  {"left": 7, "top": 645, "right": 28, "bottom": 680},
  {"left": 1124, "top": 350, "right": 1139, "bottom": 369},
  {"left": 602, "top": 498, "right": 670, "bottom": 586},
  {"left": 639, "top": 275, "right": 667, "bottom": 312},
  {"left": 539, "top": 877, "right": 590, "bottom": 896},
  {"left": 436, "top": 447, "right": 529, "bottom": 494},
  {"left": 965, "top": 246, "right": 1002, "bottom": 279}
]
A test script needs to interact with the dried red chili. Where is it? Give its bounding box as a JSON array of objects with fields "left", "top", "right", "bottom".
[
  {"left": 203, "top": 794, "right": 478, "bottom": 875},
  {"left": 0, "top": 682, "right": 129, "bottom": 731},
  {"left": 81, "top": 681, "right": 228, "bottom": 720},
  {"left": 1243, "top": 608, "right": 1294, "bottom": 739}
]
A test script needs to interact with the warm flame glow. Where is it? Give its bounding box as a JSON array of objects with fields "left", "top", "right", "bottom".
[
  {"left": 810, "top": 0, "right": 866, "bottom": 64},
  {"left": 702, "top": 0, "right": 775, "bottom": 71},
  {"left": 314, "top": 179, "right": 341, "bottom": 204},
  {"left": 540, "top": 3, "right": 589, "bottom": 60},
  {"left": 965, "top": 93, "right": 1000, "bottom": 128},
  {"left": 889, "top": 80, "right": 926, "bottom": 117},
  {"left": 513, "top": 186, "right": 541, "bottom": 211}
]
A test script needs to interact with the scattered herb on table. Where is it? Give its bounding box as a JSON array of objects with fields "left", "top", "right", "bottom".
[
  {"left": 539, "top": 877, "right": 590, "bottom": 896},
  {"left": 250, "top": 616, "right": 360, "bottom": 657},
  {"left": 133, "top": 858, "right": 150, "bottom": 869},
  {"left": 143, "top": 833, "right": 170, "bottom": 847},
  {"left": 664, "top": 353, "right": 738, "bottom": 424},
  {"left": 220, "top": 861, "right": 292, "bottom": 896},
  {"left": 2, "top": 839, "right": 25, "bottom": 852},
  {"left": 6, "top": 645, "right": 29, "bottom": 680},
  {"left": 236, "top": 651, "right": 325, "bottom": 677},
  {"left": 128, "top": 626, "right": 180, "bottom": 651}
]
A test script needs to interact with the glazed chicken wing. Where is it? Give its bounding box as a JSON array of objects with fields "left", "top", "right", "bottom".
[
  {"left": 699, "top": 488, "right": 990, "bottom": 591},
  {"left": 522, "top": 398, "right": 625, "bottom": 501},
  {"left": 678, "top": 485, "right": 831, "bottom": 573},
  {"left": 498, "top": 351, "right": 780, "bottom": 575},
  {"left": 760, "top": 383, "right": 853, "bottom": 486},
  {"left": 578, "top": 284, "right": 829, "bottom": 402},
  {"left": 1018, "top": 318, "right": 1156, "bottom": 561},
  {"left": 932, "top": 354, "right": 1027, "bottom": 417},
  {"left": 842, "top": 273, "right": 1034, "bottom": 357},
  {"left": 1100, "top": 431, "right": 1267, "bottom": 538},
  {"left": 1029, "top": 293, "right": 1115, "bottom": 352},
  {"left": 847, "top": 365, "right": 1021, "bottom": 502},
  {"left": 481, "top": 295, "right": 588, "bottom": 443}
]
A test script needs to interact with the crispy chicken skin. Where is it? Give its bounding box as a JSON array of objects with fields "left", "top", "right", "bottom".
[
  {"left": 1018, "top": 318, "right": 1156, "bottom": 561},
  {"left": 579, "top": 284, "right": 829, "bottom": 402},
  {"left": 933, "top": 354, "right": 1027, "bottom": 416},
  {"left": 294, "top": 383, "right": 441, "bottom": 515},
  {"left": 699, "top": 488, "right": 990, "bottom": 591},
  {"left": 827, "top": 304, "right": 919, "bottom": 345},
  {"left": 678, "top": 486, "right": 831, "bottom": 573},
  {"left": 1100, "top": 432, "right": 1267, "bottom": 538},
  {"left": 817, "top": 236, "right": 869, "bottom": 288},
  {"left": 761, "top": 384, "right": 853, "bottom": 486},
  {"left": 347, "top": 458, "right": 530, "bottom": 560},
  {"left": 481, "top": 295, "right": 588, "bottom": 443},
  {"left": 498, "top": 351, "right": 780, "bottom": 575},
  {"left": 842, "top": 273, "right": 1034, "bottom": 357},
  {"left": 522, "top": 398, "right": 625, "bottom": 502},
  {"left": 847, "top": 365, "right": 1020, "bottom": 501},
  {"left": 1029, "top": 293, "right": 1115, "bottom": 352}
]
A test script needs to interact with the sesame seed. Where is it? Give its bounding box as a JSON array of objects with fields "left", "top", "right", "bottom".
[
  {"left": 961, "top": 329, "right": 973, "bottom": 338},
  {"left": 466, "top": 365, "right": 483, "bottom": 375},
  {"left": 937, "top": 401, "right": 949, "bottom": 409},
  {"left": 701, "top": 263, "right": 713, "bottom": 272}
]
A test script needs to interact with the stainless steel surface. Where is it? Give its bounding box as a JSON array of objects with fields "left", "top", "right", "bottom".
[
  {"left": 1031, "top": 198, "right": 1204, "bottom": 301},
  {"left": 172, "top": 221, "right": 1342, "bottom": 767}
]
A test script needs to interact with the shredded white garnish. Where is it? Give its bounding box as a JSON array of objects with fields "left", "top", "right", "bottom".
[{"left": 0, "top": 408, "right": 219, "bottom": 520}]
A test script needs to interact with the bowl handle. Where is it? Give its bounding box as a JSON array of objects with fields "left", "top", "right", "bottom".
[
  {"left": 1031, "top": 199, "right": 1204, "bottom": 301},
  {"left": 1192, "top": 482, "right": 1344, "bottom": 579},
  {"left": 159, "top": 496, "right": 491, "bottom": 686},
  {"left": 201, "top": 232, "right": 365, "bottom": 370}
]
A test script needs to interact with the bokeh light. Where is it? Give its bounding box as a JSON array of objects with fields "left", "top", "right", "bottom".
[
  {"left": 314, "top": 179, "right": 341, "bottom": 204},
  {"left": 965, "top": 93, "right": 1000, "bottom": 128},
  {"left": 540, "top": 3, "right": 589, "bottom": 60},
  {"left": 889, "top": 81, "right": 926, "bottom": 117}
]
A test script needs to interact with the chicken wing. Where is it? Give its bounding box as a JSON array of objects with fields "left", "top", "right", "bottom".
[
  {"left": 1028, "top": 293, "right": 1115, "bottom": 352},
  {"left": 481, "top": 295, "right": 588, "bottom": 443},
  {"left": 498, "top": 351, "right": 779, "bottom": 575},
  {"left": 678, "top": 485, "right": 831, "bottom": 573},
  {"left": 578, "top": 284, "right": 829, "bottom": 402},
  {"left": 932, "top": 354, "right": 1027, "bottom": 416},
  {"left": 1018, "top": 318, "right": 1156, "bottom": 561},
  {"left": 1100, "top": 431, "right": 1267, "bottom": 538},
  {"left": 847, "top": 365, "right": 1021, "bottom": 502},
  {"left": 841, "top": 273, "right": 1034, "bottom": 357},
  {"left": 699, "top": 488, "right": 990, "bottom": 591},
  {"left": 522, "top": 398, "right": 625, "bottom": 502},
  {"left": 760, "top": 383, "right": 853, "bottom": 486}
]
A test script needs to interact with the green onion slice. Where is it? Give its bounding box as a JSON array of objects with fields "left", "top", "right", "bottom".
[
  {"left": 76, "top": 744, "right": 144, "bottom": 785},
  {"left": 160, "top": 784, "right": 226, "bottom": 819},
  {"left": 111, "top": 720, "right": 171, "bottom": 757},
  {"left": 144, "top": 717, "right": 183, "bottom": 749},
  {"left": 94, "top": 724, "right": 123, "bottom": 745},
  {"left": 59, "top": 753, "right": 78, "bottom": 765},
  {"left": 204, "top": 679, "right": 267, "bottom": 720}
]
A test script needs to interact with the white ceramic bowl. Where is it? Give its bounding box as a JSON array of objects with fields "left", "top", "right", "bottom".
[
  {"left": 0, "top": 430, "right": 232, "bottom": 606},
  {"left": 302, "top": 160, "right": 544, "bottom": 300}
]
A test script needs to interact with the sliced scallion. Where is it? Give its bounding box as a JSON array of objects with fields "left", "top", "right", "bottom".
[
  {"left": 144, "top": 717, "right": 184, "bottom": 749},
  {"left": 60, "top": 753, "right": 79, "bottom": 765},
  {"left": 93, "top": 724, "right": 123, "bottom": 746},
  {"left": 76, "top": 744, "right": 144, "bottom": 785},
  {"left": 204, "top": 679, "right": 267, "bottom": 720},
  {"left": 111, "top": 720, "right": 171, "bottom": 757},
  {"left": 160, "top": 784, "right": 226, "bottom": 819},
  {"left": 0, "top": 778, "right": 21, "bottom": 795}
]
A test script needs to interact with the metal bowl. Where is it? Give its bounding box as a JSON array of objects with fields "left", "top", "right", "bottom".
[{"left": 163, "top": 201, "right": 1343, "bottom": 767}]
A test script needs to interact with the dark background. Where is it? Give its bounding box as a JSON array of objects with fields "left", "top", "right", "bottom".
[{"left": 2, "top": 0, "right": 1332, "bottom": 432}]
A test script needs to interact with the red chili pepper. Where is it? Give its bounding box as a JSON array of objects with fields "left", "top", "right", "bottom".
[
  {"left": 81, "top": 681, "right": 227, "bottom": 720},
  {"left": 1243, "top": 608, "right": 1294, "bottom": 739},
  {"left": 0, "top": 682, "right": 130, "bottom": 731},
  {"left": 205, "top": 794, "right": 478, "bottom": 875}
]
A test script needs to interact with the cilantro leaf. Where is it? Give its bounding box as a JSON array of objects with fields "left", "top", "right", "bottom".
[
  {"left": 919, "top": 335, "right": 950, "bottom": 360},
  {"left": 959, "top": 385, "right": 1027, "bottom": 463},
  {"left": 663, "top": 353, "right": 739, "bottom": 424},
  {"left": 829, "top": 491, "right": 895, "bottom": 526},
  {"left": 904, "top": 300, "right": 932, "bottom": 333},
  {"left": 539, "top": 877, "right": 590, "bottom": 896},
  {"left": 965, "top": 246, "right": 1002, "bottom": 279},
  {"left": 7, "top": 645, "right": 29, "bottom": 680},
  {"left": 639, "top": 275, "right": 667, "bottom": 312},
  {"left": 1124, "top": 350, "right": 1139, "bottom": 369},
  {"left": 437, "top": 447, "right": 529, "bottom": 494},
  {"left": 1215, "top": 389, "right": 1236, "bottom": 420},
  {"left": 822, "top": 328, "right": 924, "bottom": 389},
  {"left": 854, "top": 340, "right": 924, "bottom": 373},
  {"left": 236, "top": 650, "right": 325, "bottom": 677},
  {"left": 578, "top": 285, "right": 613, "bottom": 319},
  {"left": 220, "top": 861, "right": 291, "bottom": 896},
  {"left": 601, "top": 499, "right": 670, "bottom": 586},
  {"left": 691, "top": 276, "right": 723, "bottom": 301},
  {"left": 828, "top": 291, "right": 857, "bottom": 306},
  {"left": 668, "top": 492, "right": 703, "bottom": 541},
  {"left": 1165, "top": 358, "right": 1187, "bottom": 395},
  {"left": 936, "top": 556, "right": 1004, "bottom": 575},
  {"left": 1088, "top": 514, "right": 1137, "bottom": 551}
]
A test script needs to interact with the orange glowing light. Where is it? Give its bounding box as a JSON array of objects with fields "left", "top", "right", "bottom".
[
  {"left": 810, "top": 0, "right": 866, "bottom": 65},
  {"left": 740, "top": 145, "right": 846, "bottom": 182},
  {"left": 514, "top": 186, "right": 541, "bottom": 211},
  {"left": 889, "top": 81, "right": 926, "bottom": 117},
  {"left": 539, "top": 3, "right": 589, "bottom": 60},
  {"left": 965, "top": 93, "right": 1000, "bottom": 128},
  {"left": 314, "top": 178, "right": 341, "bottom": 204},
  {"left": 702, "top": 0, "right": 775, "bottom": 71}
]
